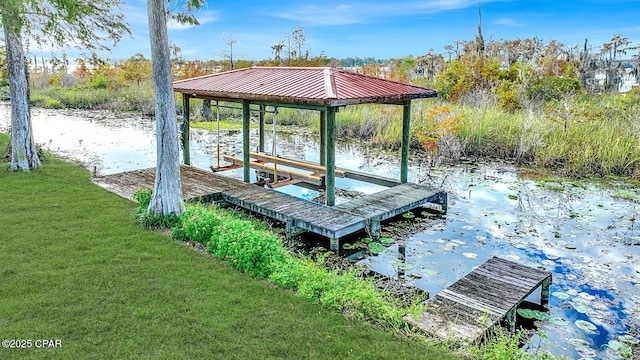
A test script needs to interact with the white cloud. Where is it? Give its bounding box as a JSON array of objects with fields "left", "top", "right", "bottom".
[
  {"left": 274, "top": 0, "right": 508, "bottom": 25},
  {"left": 275, "top": 4, "right": 363, "bottom": 25},
  {"left": 493, "top": 18, "right": 524, "bottom": 27}
]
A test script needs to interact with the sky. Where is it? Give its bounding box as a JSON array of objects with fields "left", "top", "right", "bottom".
[{"left": 35, "top": 0, "right": 640, "bottom": 62}]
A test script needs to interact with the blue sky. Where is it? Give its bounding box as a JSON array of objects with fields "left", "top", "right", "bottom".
[{"left": 53, "top": 0, "right": 640, "bottom": 61}]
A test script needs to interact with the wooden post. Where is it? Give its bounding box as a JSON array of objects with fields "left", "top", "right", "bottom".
[
  {"left": 541, "top": 276, "right": 552, "bottom": 306},
  {"left": 369, "top": 218, "right": 381, "bottom": 240},
  {"left": 182, "top": 94, "right": 191, "bottom": 165},
  {"left": 326, "top": 107, "right": 336, "bottom": 206},
  {"left": 320, "top": 110, "right": 327, "bottom": 166},
  {"left": 400, "top": 101, "right": 411, "bottom": 183},
  {"left": 259, "top": 105, "right": 265, "bottom": 153},
  {"left": 330, "top": 238, "right": 339, "bottom": 252},
  {"left": 242, "top": 99, "right": 251, "bottom": 183},
  {"left": 398, "top": 245, "right": 406, "bottom": 279}
]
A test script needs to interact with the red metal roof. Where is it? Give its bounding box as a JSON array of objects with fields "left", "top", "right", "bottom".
[{"left": 173, "top": 66, "right": 436, "bottom": 107}]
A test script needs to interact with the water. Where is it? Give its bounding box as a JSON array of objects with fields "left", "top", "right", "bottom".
[{"left": 1, "top": 103, "right": 639, "bottom": 359}]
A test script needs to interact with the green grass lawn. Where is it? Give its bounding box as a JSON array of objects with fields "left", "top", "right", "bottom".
[{"left": 0, "top": 133, "right": 459, "bottom": 359}]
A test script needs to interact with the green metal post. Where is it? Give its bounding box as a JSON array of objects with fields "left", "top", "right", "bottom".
[
  {"left": 242, "top": 100, "right": 251, "bottom": 183},
  {"left": 182, "top": 94, "right": 191, "bottom": 165},
  {"left": 326, "top": 107, "right": 336, "bottom": 206},
  {"left": 259, "top": 105, "right": 265, "bottom": 153},
  {"left": 400, "top": 101, "right": 411, "bottom": 183},
  {"left": 320, "top": 110, "right": 327, "bottom": 166}
]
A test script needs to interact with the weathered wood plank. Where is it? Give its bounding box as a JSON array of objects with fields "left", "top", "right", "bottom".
[
  {"left": 93, "top": 166, "right": 448, "bottom": 250},
  {"left": 406, "top": 256, "right": 551, "bottom": 344}
]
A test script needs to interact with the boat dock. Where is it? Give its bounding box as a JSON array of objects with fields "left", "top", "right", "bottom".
[
  {"left": 93, "top": 165, "right": 447, "bottom": 250},
  {"left": 405, "top": 256, "right": 552, "bottom": 344}
]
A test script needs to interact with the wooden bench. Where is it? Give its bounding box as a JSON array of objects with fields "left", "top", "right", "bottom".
[{"left": 222, "top": 155, "right": 324, "bottom": 186}]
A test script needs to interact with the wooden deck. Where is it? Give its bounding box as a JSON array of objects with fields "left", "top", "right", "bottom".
[
  {"left": 92, "top": 165, "right": 245, "bottom": 203},
  {"left": 335, "top": 183, "right": 447, "bottom": 237},
  {"left": 93, "top": 165, "right": 446, "bottom": 250},
  {"left": 406, "top": 256, "right": 552, "bottom": 344}
]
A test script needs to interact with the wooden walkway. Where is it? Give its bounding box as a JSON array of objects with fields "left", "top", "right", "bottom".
[
  {"left": 93, "top": 166, "right": 446, "bottom": 250},
  {"left": 405, "top": 256, "right": 552, "bottom": 344}
]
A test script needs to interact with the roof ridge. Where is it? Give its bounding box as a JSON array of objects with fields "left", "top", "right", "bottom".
[{"left": 323, "top": 68, "right": 337, "bottom": 99}]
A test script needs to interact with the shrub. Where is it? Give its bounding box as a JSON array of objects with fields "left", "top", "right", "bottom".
[
  {"left": 91, "top": 73, "right": 109, "bottom": 89},
  {"left": 269, "top": 256, "right": 411, "bottom": 329},
  {"left": 209, "top": 217, "right": 286, "bottom": 279},
  {"left": 525, "top": 76, "right": 582, "bottom": 102},
  {"left": 171, "top": 203, "right": 220, "bottom": 244}
]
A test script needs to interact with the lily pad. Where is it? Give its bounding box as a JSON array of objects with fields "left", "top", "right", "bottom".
[
  {"left": 607, "top": 339, "right": 632, "bottom": 356},
  {"left": 517, "top": 308, "right": 550, "bottom": 320},
  {"left": 508, "top": 194, "right": 519, "bottom": 200},
  {"left": 575, "top": 320, "right": 597, "bottom": 333},
  {"left": 368, "top": 242, "right": 386, "bottom": 254},
  {"left": 379, "top": 237, "right": 394, "bottom": 244},
  {"left": 402, "top": 212, "right": 415, "bottom": 219},
  {"left": 397, "top": 263, "right": 414, "bottom": 270},
  {"left": 552, "top": 291, "right": 570, "bottom": 300},
  {"left": 549, "top": 317, "right": 569, "bottom": 326},
  {"left": 362, "top": 237, "right": 373, "bottom": 244},
  {"left": 342, "top": 243, "right": 354, "bottom": 250},
  {"left": 573, "top": 304, "right": 591, "bottom": 314},
  {"left": 617, "top": 334, "right": 640, "bottom": 345},
  {"left": 567, "top": 338, "right": 591, "bottom": 347},
  {"left": 421, "top": 269, "right": 437, "bottom": 277}
]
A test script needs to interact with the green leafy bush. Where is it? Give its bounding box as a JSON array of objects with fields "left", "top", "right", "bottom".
[
  {"left": 91, "top": 73, "right": 109, "bottom": 89},
  {"left": 171, "top": 203, "right": 220, "bottom": 244},
  {"left": 269, "top": 256, "right": 410, "bottom": 329},
  {"left": 209, "top": 217, "right": 286, "bottom": 279},
  {"left": 525, "top": 76, "right": 582, "bottom": 102}
]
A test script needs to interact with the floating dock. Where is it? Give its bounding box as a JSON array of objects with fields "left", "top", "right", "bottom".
[
  {"left": 405, "top": 256, "right": 552, "bottom": 344},
  {"left": 93, "top": 165, "right": 446, "bottom": 250}
]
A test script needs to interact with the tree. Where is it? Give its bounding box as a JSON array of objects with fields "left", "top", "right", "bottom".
[
  {"left": 292, "top": 25, "right": 306, "bottom": 60},
  {"left": 145, "top": 0, "right": 203, "bottom": 217},
  {"left": 2, "top": 9, "right": 39, "bottom": 170},
  {"left": 271, "top": 42, "right": 284, "bottom": 65},
  {"left": 0, "top": 0, "right": 130, "bottom": 171}
]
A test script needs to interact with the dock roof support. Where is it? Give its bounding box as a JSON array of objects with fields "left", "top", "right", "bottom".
[
  {"left": 182, "top": 94, "right": 191, "bottom": 165},
  {"left": 400, "top": 101, "right": 411, "bottom": 183},
  {"left": 320, "top": 109, "right": 327, "bottom": 166},
  {"left": 242, "top": 99, "right": 251, "bottom": 182},
  {"left": 326, "top": 107, "right": 336, "bottom": 206},
  {"left": 259, "top": 105, "right": 265, "bottom": 153}
]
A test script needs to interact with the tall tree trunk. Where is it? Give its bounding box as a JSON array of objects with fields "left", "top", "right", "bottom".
[
  {"left": 3, "top": 19, "right": 41, "bottom": 171},
  {"left": 146, "top": 0, "right": 184, "bottom": 216}
]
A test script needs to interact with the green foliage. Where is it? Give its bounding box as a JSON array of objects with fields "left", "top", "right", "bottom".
[
  {"left": 91, "top": 72, "right": 109, "bottom": 89},
  {"left": 3, "top": 0, "right": 131, "bottom": 52},
  {"left": 171, "top": 203, "right": 220, "bottom": 244},
  {"left": 496, "top": 81, "right": 521, "bottom": 111},
  {"left": 268, "top": 256, "right": 411, "bottom": 329},
  {"left": 209, "top": 216, "right": 286, "bottom": 278},
  {"left": 525, "top": 76, "right": 583, "bottom": 102},
  {"left": 472, "top": 328, "right": 540, "bottom": 360},
  {"left": 45, "top": 98, "right": 63, "bottom": 109},
  {"left": 132, "top": 189, "right": 179, "bottom": 229},
  {"left": 434, "top": 56, "right": 500, "bottom": 101}
]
